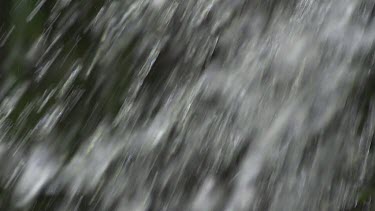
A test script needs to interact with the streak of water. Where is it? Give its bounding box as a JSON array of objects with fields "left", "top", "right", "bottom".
[{"left": 0, "top": 0, "right": 375, "bottom": 210}]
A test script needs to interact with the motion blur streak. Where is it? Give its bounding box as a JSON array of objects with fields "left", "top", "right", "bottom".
[{"left": 0, "top": 0, "right": 375, "bottom": 210}]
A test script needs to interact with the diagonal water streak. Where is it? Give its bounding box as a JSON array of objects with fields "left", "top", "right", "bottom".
[{"left": 0, "top": 0, "right": 375, "bottom": 210}]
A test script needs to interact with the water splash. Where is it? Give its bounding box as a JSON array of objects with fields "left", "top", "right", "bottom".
[{"left": 0, "top": 0, "right": 375, "bottom": 210}]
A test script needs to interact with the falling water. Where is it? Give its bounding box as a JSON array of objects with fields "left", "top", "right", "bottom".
[{"left": 1, "top": 0, "right": 375, "bottom": 210}]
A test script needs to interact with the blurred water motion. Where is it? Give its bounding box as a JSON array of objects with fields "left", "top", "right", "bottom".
[{"left": 1, "top": 0, "right": 375, "bottom": 210}]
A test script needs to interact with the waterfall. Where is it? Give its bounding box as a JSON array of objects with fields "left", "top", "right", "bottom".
[{"left": 0, "top": 0, "right": 375, "bottom": 210}]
